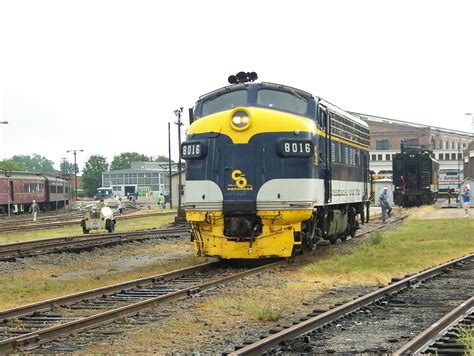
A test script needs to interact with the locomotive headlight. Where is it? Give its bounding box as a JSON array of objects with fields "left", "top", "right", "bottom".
[{"left": 231, "top": 110, "right": 250, "bottom": 130}]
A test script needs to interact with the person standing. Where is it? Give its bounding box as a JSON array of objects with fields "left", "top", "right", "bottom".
[
  {"left": 29, "top": 200, "right": 40, "bottom": 221},
  {"left": 447, "top": 186, "right": 452, "bottom": 205},
  {"left": 117, "top": 197, "right": 125, "bottom": 215},
  {"left": 158, "top": 193, "right": 165, "bottom": 212},
  {"left": 379, "top": 187, "right": 392, "bottom": 223},
  {"left": 462, "top": 184, "right": 471, "bottom": 218}
]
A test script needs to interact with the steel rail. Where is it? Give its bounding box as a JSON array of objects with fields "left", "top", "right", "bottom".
[
  {"left": 0, "top": 226, "right": 189, "bottom": 260},
  {"left": 394, "top": 296, "right": 474, "bottom": 355},
  {"left": 0, "top": 213, "right": 407, "bottom": 351},
  {"left": 0, "top": 260, "right": 285, "bottom": 353},
  {"left": 0, "top": 211, "right": 176, "bottom": 233},
  {"left": 230, "top": 253, "right": 473, "bottom": 355},
  {"left": 0, "top": 261, "right": 218, "bottom": 320}
]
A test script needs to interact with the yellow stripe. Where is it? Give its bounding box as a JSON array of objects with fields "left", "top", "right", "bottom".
[
  {"left": 188, "top": 107, "right": 316, "bottom": 144},
  {"left": 188, "top": 107, "right": 369, "bottom": 151}
]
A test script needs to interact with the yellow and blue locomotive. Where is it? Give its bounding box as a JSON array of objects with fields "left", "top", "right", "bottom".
[{"left": 182, "top": 72, "right": 370, "bottom": 259}]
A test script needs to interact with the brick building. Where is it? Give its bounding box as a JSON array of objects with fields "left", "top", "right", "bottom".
[{"left": 349, "top": 112, "right": 473, "bottom": 180}]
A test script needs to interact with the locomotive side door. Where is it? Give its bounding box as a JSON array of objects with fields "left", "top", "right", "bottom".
[{"left": 319, "top": 105, "right": 331, "bottom": 203}]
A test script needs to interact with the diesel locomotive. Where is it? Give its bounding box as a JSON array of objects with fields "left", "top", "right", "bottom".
[
  {"left": 392, "top": 143, "right": 439, "bottom": 207},
  {"left": 182, "top": 73, "right": 370, "bottom": 259}
]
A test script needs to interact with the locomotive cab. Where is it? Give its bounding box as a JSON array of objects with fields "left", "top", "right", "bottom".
[{"left": 80, "top": 204, "right": 116, "bottom": 234}]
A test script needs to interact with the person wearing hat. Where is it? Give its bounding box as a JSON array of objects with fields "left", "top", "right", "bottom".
[
  {"left": 462, "top": 184, "right": 471, "bottom": 218},
  {"left": 29, "top": 200, "right": 40, "bottom": 221},
  {"left": 379, "top": 186, "right": 392, "bottom": 223}
]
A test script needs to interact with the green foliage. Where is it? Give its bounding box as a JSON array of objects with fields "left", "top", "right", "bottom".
[
  {"left": 0, "top": 160, "right": 27, "bottom": 171},
  {"left": 255, "top": 308, "right": 282, "bottom": 321},
  {"left": 81, "top": 155, "right": 109, "bottom": 197},
  {"left": 458, "top": 327, "right": 473, "bottom": 354},
  {"left": 10, "top": 154, "right": 55, "bottom": 172},
  {"left": 110, "top": 152, "right": 150, "bottom": 170},
  {"left": 59, "top": 161, "right": 78, "bottom": 175},
  {"left": 154, "top": 155, "right": 173, "bottom": 163},
  {"left": 370, "top": 232, "right": 383, "bottom": 245}
]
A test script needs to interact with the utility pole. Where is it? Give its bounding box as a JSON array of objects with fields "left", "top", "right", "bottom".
[
  {"left": 174, "top": 108, "right": 184, "bottom": 211},
  {"left": 66, "top": 149, "right": 84, "bottom": 202},
  {"left": 168, "top": 122, "right": 173, "bottom": 209},
  {"left": 61, "top": 157, "right": 69, "bottom": 210},
  {"left": 4, "top": 169, "right": 11, "bottom": 218}
]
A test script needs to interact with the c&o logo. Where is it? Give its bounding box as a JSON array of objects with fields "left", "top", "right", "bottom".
[{"left": 227, "top": 169, "right": 253, "bottom": 191}]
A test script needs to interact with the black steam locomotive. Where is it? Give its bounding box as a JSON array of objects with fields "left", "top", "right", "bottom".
[{"left": 392, "top": 143, "right": 439, "bottom": 207}]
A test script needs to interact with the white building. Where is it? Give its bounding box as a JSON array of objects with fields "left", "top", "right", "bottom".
[{"left": 102, "top": 161, "right": 177, "bottom": 198}]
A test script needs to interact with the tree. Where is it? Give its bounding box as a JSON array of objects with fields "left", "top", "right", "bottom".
[
  {"left": 60, "top": 161, "right": 78, "bottom": 175},
  {"left": 10, "top": 154, "right": 55, "bottom": 172},
  {"left": 0, "top": 160, "right": 27, "bottom": 171},
  {"left": 154, "top": 155, "right": 173, "bottom": 163},
  {"left": 110, "top": 152, "right": 149, "bottom": 170},
  {"left": 81, "top": 155, "right": 109, "bottom": 197}
]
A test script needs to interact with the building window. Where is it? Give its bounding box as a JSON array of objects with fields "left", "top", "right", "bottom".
[
  {"left": 404, "top": 138, "right": 419, "bottom": 146},
  {"left": 458, "top": 153, "right": 462, "bottom": 160},
  {"left": 376, "top": 139, "right": 389, "bottom": 150},
  {"left": 450, "top": 153, "right": 455, "bottom": 160},
  {"left": 371, "top": 154, "right": 376, "bottom": 161},
  {"left": 437, "top": 141, "right": 442, "bottom": 149},
  {"left": 385, "top": 154, "right": 391, "bottom": 161},
  {"left": 438, "top": 153, "right": 444, "bottom": 160},
  {"left": 377, "top": 154, "right": 382, "bottom": 161}
]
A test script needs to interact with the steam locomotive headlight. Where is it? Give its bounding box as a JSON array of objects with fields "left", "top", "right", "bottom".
[{"left": 230, "top": 110, "right": 251, "bottom": 130}]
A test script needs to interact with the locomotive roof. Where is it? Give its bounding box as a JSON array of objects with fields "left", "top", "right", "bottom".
[
  {"left": 197, "top": 82, "right": 368, "bottom": 128},
  {"left": 318, "top": 98, "right": 369, "bottom": 129}
]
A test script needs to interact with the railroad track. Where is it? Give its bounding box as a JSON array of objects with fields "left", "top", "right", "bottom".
[
  {"left": 0, "top": 260, "right": 285, "bottom": 353},
  {"left": 229, "top": 253, "right": 474, "bottom": 355},
  {"left": 395, "top": 296, "right": 473, "bottom": 355},
  {"left": 0, "top": 211, "right": 176, "bottom": 233},
  {"left": 0, "top": 226, "right": 189, "bottom": 261},
  {"left": 0, "top": 214, "right": 408, "bottom": 352}
]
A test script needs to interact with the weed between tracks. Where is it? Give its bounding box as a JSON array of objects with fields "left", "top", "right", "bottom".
[{"left": 458, "top": 327, "right": 474, "bottom": 355}]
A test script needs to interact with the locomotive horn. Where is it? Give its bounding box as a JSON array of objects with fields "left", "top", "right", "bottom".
[
  {"left": 236, "top": 71, "right": 247, "bottom": 83},
  {"left": 248, "top": 72, "right": 258, "bottom": 81},
  {"left": 228, "top": 75, "right": 238, "bottom": 84}
]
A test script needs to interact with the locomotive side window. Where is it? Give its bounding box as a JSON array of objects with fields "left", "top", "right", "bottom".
[
  {"left": 202, "top": 90, "right": 248, "bottom": 117},
  {"left": 257, "top": 89, "right": 307, "bottom": 115}
]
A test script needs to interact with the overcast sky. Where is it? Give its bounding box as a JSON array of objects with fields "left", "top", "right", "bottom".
[{"left": 1, "top": 0, "right": 473, "bottom": 171}]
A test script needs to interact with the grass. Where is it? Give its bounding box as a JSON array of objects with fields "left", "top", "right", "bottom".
[
  {"left": 0, "top": 252, "right": 203, "bottom": 310},
  {"left": 300, "top": 219, "right": 474, "bottom": 286},
  {"left": 458, "top": 327, "right": 473, "bottom": 355},
  {"left": 0, "top": 214, "right": 176, "bottom": 245}
]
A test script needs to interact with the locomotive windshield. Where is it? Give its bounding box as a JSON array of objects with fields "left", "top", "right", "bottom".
[
  {"left": 196, "top": 83, "right": 314, "bottom": 119},
  {"left": 257, "top": 89, "right": 307, "bottom": 114},
  {"left": 202, "top": 90, "right": 248, "bottom": 117}
]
